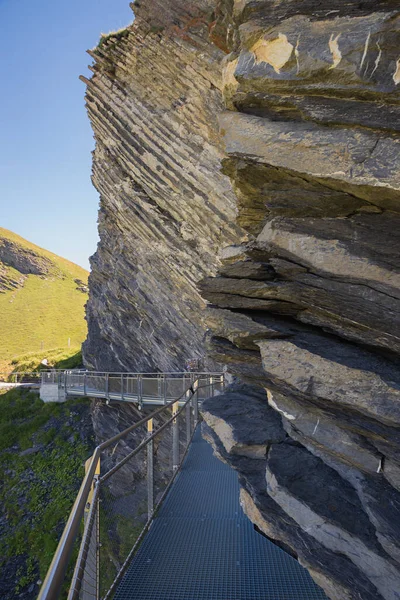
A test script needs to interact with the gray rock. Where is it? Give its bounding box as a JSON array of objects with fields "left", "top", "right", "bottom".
[
  {"left": 220, "top": 111, "right": 400, "bottom": 211},
  {"left": 267, "top": 389, "right": 383, "bottom": 474},
  {"left": 81, "top": 0, "right": 400, "bottom": 598},
  {"left": 203, "top": 420, "right": 384, "bottom": 600},
  {"left": 267, "top": 444, "right": 400, "bottom": 600},
  {"left": 257, "top": 338, "right": 400, "bottom": 426},
  {"left": 201, "top": 382, "right": 285, "bottom": 458},
  {"left": 205, "top": 307, "right": 288, "bottom": 349},
  {"left": 384, "top": 459, "right": 400, "bottom": 492}
]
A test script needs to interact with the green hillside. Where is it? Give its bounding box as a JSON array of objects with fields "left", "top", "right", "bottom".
[{"left": 0, "top": 228, "right": 89, "bottom": 371}]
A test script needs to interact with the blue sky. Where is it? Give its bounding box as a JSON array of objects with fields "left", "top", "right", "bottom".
[{"left": 0, "top": 0, "right": 133, "bottom": 269}]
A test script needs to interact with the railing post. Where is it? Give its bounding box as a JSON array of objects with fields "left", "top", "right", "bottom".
[
  {"left": 220, "top": 373, "right": 225, "bottom": 392},
  {"left": 186, "top": 390, "right": 191, "bottom": 446},
  {"left": 138, "top": 375, "right": 143, "bottom": 409},
  {"left": 79, "top": 457, "right": 100, "bottom": 600},
  {"left": 157, "top": 373, "right": 161, "bottom": 400},
  {"left": 172, "top": 401, "right": 179, "bottom": 471},
  {"left": 163, "top": 374, "right": 167, "bottom": 405},
  {"left": 147, "top": 419, "right": 154, "bottom": 520},
  {"left": 193, "top": 380, "right": 199, "bottom": 427},
  {"left": 105, "top": 373, "right": 109, "bottom": 401},
  {"left": 121, "top": 374, "right": 124, "bottom": 402},
  {"left": 83, "top": 373, "right": 87, "bottom": 397}
]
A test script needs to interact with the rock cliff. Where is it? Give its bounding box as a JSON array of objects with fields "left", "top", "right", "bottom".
[
  {"left": 83, "top": 1, "right": 400, "bottom": 598},
  {"left": 82, "top": 0, "right": 244, "bottom": 371},
  {"left": 0, "top": 234, "right": 53, "bottom": 292},
  {"left": 200, "top": 2, "right": 400, "bottom": 599}
]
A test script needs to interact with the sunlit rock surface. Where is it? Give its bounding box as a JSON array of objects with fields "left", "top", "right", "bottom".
[
  {"left": 201, "top": 1, "right": 400, "bottom": 599},
  {"left": 81, "top": 0, "right": 244, "bottom": 371},
  {"left": 83, "top": 0, "right": 400, "bottom": 598}
]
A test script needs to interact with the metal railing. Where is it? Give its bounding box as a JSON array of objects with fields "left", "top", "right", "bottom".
[
  {"left": 0, "top": 371, "right": 62, "bottom": 385},
  {"left": 38, "top": 375, "right": 225, "bottom": 600},
  {"left": 58, "top": 371, "right": 224, "bottom": 406},
  {"left": 0, "top": 371, "right": 50, "bottom": 385}
]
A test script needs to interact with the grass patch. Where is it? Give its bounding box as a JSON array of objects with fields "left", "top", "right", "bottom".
[
  {"left": 8, "top": 347, "right": 83, "bottom": 374},
  {"left": 95, "top": 27, "right": 130, "bottom": 54},
  {"left": 0, "top": 227, "right": 88, "bottom": 372},
  {"left": 0, "top": 387, "right": 95, "bottom": 598}
]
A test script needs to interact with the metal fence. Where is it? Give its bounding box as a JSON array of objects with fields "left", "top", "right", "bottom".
[
  {"left": 38, "top": 376, "right": 225, "bottom": 600},
  {"left": 60, "top": 372, "right": 224, "bottom": 405},
  {"left": 0, "top": 371, "right": 54, "bottom": 385}
]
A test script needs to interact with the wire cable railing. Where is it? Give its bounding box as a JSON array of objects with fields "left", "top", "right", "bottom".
[{"left": 37, "top": 374, "right": 225, "bottom": 600}]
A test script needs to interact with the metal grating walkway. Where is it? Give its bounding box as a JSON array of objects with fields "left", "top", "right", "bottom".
[{"left": 113, "top": 428, "right": 328, "bottom": 600}]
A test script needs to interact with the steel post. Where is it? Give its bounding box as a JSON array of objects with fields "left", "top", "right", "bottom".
[
  {"left": 105, "top": 373, "right": 109, "bottom": 400},
  {"left": 147, "top": 419, "right": 154, "bottom": 519},
  {"left": 83, "top": 373, "right": 87, "bottom": 397},
  {"left": 193, "top": 380, "right": 199, "bottom": 427},
  {"left": 186, "top": 392, "right": 191, "bottom": 446},
  {"left": 121, "top": 374, "right": 124, "bottom": 402},
  {"left": 158, "top": 374, "right": 161, "bottom": 400},
  {"left": 172, "top": 402, "right": 179, "bottom": 470},
  {"left": 138, "top": 375, "right": 143, "bottom": 409},
  {"left": 81, "top": 482, "right": 99, "bottom": 600}
]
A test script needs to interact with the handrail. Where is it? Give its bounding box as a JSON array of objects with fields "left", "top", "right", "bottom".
[
  {"left": 64, "top": 371, "right": 222, "bottom": 376},
  {"left": 37, "top": 447, "right": 102, "bottom": 600},
  {"left": 98, "top": 385, "right": 193, "bottom": 451},
  {"left": 100, "top": 386, "right": 201, "bottom": 483},
  {"left": 37, "top": 377, "right": 217, "bottom": 600}
]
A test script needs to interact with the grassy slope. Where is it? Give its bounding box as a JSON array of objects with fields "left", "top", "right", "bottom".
[
  {"left": 0, "top": 228, "right": 89, "bottom": 371},
  {"left": 9, "top": 348, "right": 84, "bottom": 373},
  {"left": 0, "top": 388, "right": 94, "bottom": 599}
]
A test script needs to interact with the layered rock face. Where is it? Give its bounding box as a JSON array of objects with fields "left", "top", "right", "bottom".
[
  {"left": 0, "top": 235, "right": 52, "bottom": 292},
  {"left": 84, "top": 0, "right": 400, "bottom": 598},
  {"left": 201, "top": 2, "right": 400, "bottom": 599},
  {"left": 82, "top": 0, "right": 244, "bottom": 371}
]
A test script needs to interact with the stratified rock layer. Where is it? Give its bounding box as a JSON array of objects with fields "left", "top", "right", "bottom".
[
  {"left": 84, "top": 0, "right": 400, "bottom": 598},
  {"left": 82, "top": 0, "right": 244, "bottom": 371},
  {"left": 0, "top": 235, "right": 53, "bottom": 292},
  {"left": 200, "top": 1, "right": 400, "bottom": 599}
]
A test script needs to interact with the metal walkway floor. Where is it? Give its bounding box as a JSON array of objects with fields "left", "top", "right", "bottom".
[{"left": 114, "top": 428, "right": 328, "bottom": 600}]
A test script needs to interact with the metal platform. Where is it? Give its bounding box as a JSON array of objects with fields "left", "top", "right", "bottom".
[
  {"left": 47, "top": 371, "right": 225, "bottom": 406},
  {"left": 113, "top": 428, "right": 328, "bottom": 600}
]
